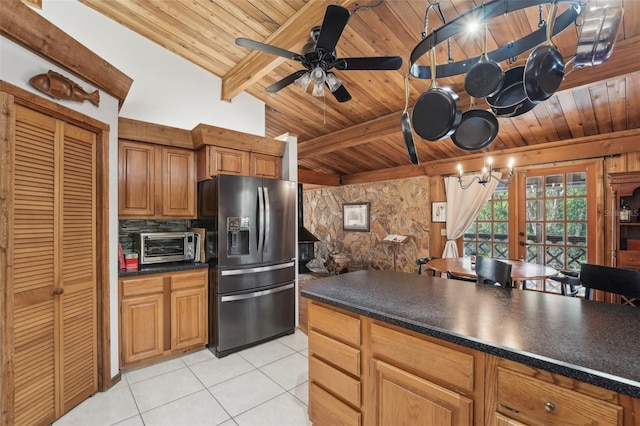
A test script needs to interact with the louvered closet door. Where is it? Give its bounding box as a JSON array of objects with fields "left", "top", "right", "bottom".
[
  {"left": 13, "top": 106, "right": 58, "bottom": 426},
  {"left": 13, "top": 106, "right": 98, "bottom": 424},
  {"left": 59, "top": 123, "right": 98, "bottom": 413}
]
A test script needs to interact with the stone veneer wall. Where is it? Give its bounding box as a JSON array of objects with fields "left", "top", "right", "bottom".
[{"left": 303, "top": 176, "right": 432, "bottom": 273}]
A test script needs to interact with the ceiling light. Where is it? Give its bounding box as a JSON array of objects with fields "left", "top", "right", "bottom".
[
  {"left": 294, "top": 72, "right": 311, "bottom": 91},
  {"left": 310, "top": 66, "right": 325, "bottom": 84},
  {"left": 325, "top": 72, "right": 342, "bottom": 92},
  {"left": 457, "top": 157, "right": 515, "bottom": 189},
  {"left": 312, "top": 82, "right": 325, "bottom": 97}
]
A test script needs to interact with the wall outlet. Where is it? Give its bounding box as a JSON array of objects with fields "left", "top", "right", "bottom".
[{"left": 441, "top": 229, "right": 447, "bottom": 236}]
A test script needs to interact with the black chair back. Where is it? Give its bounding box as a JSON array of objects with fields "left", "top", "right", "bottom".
[
  {"left": 579, "top": 263, "right": 640, "bottom": 302},
  {"left": 475, "top": 256, "right": 513, "bottom": 288}
]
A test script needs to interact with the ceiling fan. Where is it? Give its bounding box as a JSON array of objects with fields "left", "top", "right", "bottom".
[{"left": 235, "top": 4, "right": 403, "bottom": 102}]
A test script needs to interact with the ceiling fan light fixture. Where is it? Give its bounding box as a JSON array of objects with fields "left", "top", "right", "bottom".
[
  {"left": 310, "top": 66, "right": 326, "bottom": 85},
  {"left": 312, "top": 82, "right": 325, "bottom": 97},
  {"left": 326, "top": 72, "right": 342, "bottom": 92},
  {"left": 294, "top": 72, "right": 311, "bottom": 91}
]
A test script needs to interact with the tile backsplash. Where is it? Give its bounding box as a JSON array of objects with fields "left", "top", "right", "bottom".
[{"left": 119, "top": 220, "right": 192, "bottom": 253}]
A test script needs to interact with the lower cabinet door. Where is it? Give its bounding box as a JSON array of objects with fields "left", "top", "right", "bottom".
[
  {"left": 121, "top": 294, "right": 164, "bottom": 364},
  {"left": 171, "top": 287, "right": 207, "bottom": 350},
  {"left": 373, "top": 359, "right": 473, "bottom": 426}
]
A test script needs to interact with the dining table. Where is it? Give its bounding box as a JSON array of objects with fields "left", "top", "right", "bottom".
[{"left": 426, "top": 257, "right": 559, "bottom": 289}]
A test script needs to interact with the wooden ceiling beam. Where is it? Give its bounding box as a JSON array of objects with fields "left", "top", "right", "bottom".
[
  {"left": 221, "top": 0, "right": 358, "bottom": 102},
  {"left": 1, "top": 0, "right": 133, "bottom": 108},
  {"left": 299, "top": 35, "right": 640, "bottom": 161},
  {"left": 298, "top": 168, "right": 341, "bottom": 186},
  {"left": 340, "top": 128, "right": 640, "bottom": 185}
]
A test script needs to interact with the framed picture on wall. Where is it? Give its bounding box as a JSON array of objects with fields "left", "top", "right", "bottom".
[
  {"left": 432, "top": 201, "right": 446, "bottom": 223},
  {"left": 343, "top": 202, "right": 370, "bottom": 232}
]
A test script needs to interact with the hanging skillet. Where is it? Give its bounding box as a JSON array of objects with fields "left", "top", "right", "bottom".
[
  {"left": 412, "top": 49, "right": 461, "bottom": 141},
  {"left": 401, "top": 74, "right": 419, "bottom": 165},
  {"left": 451, "top": 97, "right": 499, "bottom": 151},
  {"left": 524, "top": 2, "right": 564, "bottom": 102},
  {"left": 486, "top": 65, "right": 538, "bottom": 118},
  {"left": 464, "top": 20, "right": 503, "bottom": 98}
]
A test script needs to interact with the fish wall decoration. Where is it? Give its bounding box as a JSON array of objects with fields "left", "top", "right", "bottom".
[{"left": 29, "top": 70, "right": 100, "bottom": 106}]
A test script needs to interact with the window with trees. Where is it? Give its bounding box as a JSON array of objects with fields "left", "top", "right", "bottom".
[{"left": 463, "top": 181, "right": 509, "bottom": 258}]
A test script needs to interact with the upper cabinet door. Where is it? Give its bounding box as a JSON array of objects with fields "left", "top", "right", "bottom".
[
  {"left": 250, "top": 153, "right": 282, "bottom": 179},
  {"left": 118, "top": 141, "right": 155, "bottom": 217},
  {"left": 162, "top": 147, "right": 196, "bottom": 218}
]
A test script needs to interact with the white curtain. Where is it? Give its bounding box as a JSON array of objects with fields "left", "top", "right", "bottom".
[{"left": 442, "top": 172, "right": 501, "bottom": 258}]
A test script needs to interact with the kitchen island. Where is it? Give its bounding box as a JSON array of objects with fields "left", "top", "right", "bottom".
[{"left": 301, "top": 270, "right": 640, "bottom": 425}]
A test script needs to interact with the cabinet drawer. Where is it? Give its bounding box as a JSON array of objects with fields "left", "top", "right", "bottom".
[
  {"left": 309, "top": 382, "right": 361, "bottom": 426},
  {"left": 309, "top": 330, "right": 360, "bottom": 377},
  {"left": 310, "top": 355, "right": 360, "bottom": 407},
  {"left": 121, "top": 276, "right": 165, "bottom": 298},
  {"left": 170, "top": 269, "right": 207, "bottom": 291},
  {"left": 309, "top": 302, "right": 360, "bottom": 346},
  {"left": 617, "top": 250, "right": 640, "bottom": 268},
  {"left": 496, "top": 367, "right": 623, "bottom": 425},
  {"left": 370, "top": 323, "right": 475, "bottom": 392}
]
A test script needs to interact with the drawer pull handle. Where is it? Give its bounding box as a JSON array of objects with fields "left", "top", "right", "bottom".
[
  {"left": 52, "top": 288, "right": 64, "bottom": 296},
  {"left": 544, "top": 401, "right": 555, "bottom": 412}
]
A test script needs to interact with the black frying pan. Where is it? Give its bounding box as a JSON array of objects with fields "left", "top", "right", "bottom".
[
  {"left": 464, "top": 22, "right": 503, "bottom": 99},
  {"left": 412, "top": 49, "right": 461, "bottom": 141},
  {"left": 524, "top": 3, "right": 564, "bottom": 102},
  {"left": 486, "top": 66, "right": 538, "bottom": 117},
  {"left": 401, "top": 74, "right": 419, "bottom": 164},
  {"left": 451, "top": 98, "right": 499, "bottom": 151}
]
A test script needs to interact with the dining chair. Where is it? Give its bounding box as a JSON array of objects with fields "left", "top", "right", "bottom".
[
  {"left": 416, "top": 257, "right": 436, "bottom": 276},
  {"left": 579, "top": 263, "right": 640, "bottom": 305},
  {"left": 551, "top": 269, "right": 581, "bottom": 297},
  {"left": 446, "top": 272, "right": 476, "bottom": 282},
  {"left": 475, "top": 256, "right": 513, "bottom": 288}
]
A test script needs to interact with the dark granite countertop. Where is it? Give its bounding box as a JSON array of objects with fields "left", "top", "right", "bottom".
[
  {"left": 118, "top": 261, "right": 208, "bottom": 278},
  {"left": 301, "top": 270, "right": 640, "bottom": 398}
]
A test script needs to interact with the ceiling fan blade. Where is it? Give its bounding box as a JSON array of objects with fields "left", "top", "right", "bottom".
[
  {"left": 330, "top": 84, "right": 352, "bottom": 103},
  {"left": 337, "top": 56, "right": 403, "bottom": 71},
  {"left": 266, "top": 70, "right": 307, "bottom": 93},
  {"left": 236, "top": 37, "right": 301, "bottom": 61},
  {"left": 316, "top": 5, "right": 351, "bottom": 53}
]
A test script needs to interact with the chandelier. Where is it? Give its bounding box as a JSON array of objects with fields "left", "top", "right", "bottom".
[{"left": 457, "top": 157, "right": 514, "bottom": 189}]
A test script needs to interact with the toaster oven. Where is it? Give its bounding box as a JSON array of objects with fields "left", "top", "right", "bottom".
[{"left": 137, "top": 232, "right": 200, "bottom": 265}]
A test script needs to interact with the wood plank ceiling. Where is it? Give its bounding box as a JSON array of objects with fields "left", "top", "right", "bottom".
[{"left": 79, "top": 0, "right": 640, "bottom": 183}]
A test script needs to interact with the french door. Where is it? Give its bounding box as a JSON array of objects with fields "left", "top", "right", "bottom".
[{"left": 516, "top": 164, "right": 597, "bottom": 291}]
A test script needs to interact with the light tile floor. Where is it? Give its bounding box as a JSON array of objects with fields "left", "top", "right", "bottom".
[{"left": 53, "top": 330, "right": 311, "bottom": 426}]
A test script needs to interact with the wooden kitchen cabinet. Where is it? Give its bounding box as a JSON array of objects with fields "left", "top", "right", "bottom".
[
  {"left": 120, "top": 275, "right": 165, "bottom": 365},
  {"left": 119, "top": 140, "right": 156, "bottom": 216},
  {"left": 609, "top": 172, "right": 640, "bottom": 270},
  {"left": 119, "top": 140, "right": 196, "bottom": 218},
  {"left": 197, "top": 145, "right": 282, "bottom": 181},
  {"left": 250, "top": 152, "right": 282, "bottom": 179},
  {"left": 171, "top": 273, "right": 208, "bottom": 351},
  {"left": 119, "top": 268, "right": 208, "bottom": 368},
  {"left": 486, "top": 356, "right": 633, "bottom": 426}
]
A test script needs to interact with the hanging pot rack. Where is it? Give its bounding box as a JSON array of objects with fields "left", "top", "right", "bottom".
[{"left": 409, "top": 0, "right": 584, "bottom": 80}]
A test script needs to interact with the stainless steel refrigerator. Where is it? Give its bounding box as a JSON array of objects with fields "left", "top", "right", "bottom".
[{"left": 198, "top": 174, "right": 296, "bottom": 357}]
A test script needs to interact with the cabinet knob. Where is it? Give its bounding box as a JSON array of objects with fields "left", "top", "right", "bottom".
[
  {"left": 52, "top": 288, "right": 64, "bottom": 296},
  {"left": 544, "top": 401, "right": 555, "bottom": 412}
]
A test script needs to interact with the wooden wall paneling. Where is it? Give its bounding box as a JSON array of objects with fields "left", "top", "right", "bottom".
[
  {"left": 429, "top": 175, "right": 446, "bottom": 259},
  {"left": 627, "top": 74, "right": 640, "bottom": 129},
  {"left": 0, "top": 91, "right": 15, "bottom": 426},
  {"left": 606, "top": 77, "right": 627, "bottom": 132}
]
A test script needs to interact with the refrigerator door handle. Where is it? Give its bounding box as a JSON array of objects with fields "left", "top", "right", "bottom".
[
  {"left": 220, "top": 261, "right": 295, "bottom": 276},
  {"left": 257, "top": 186, "right": 265, "bottom": 254},
  {"left": 263, "top": 186, "right": 270, "bottom": 253},
  {"left": 220, "top": 283, "right": 294, "bottom": 302}
]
